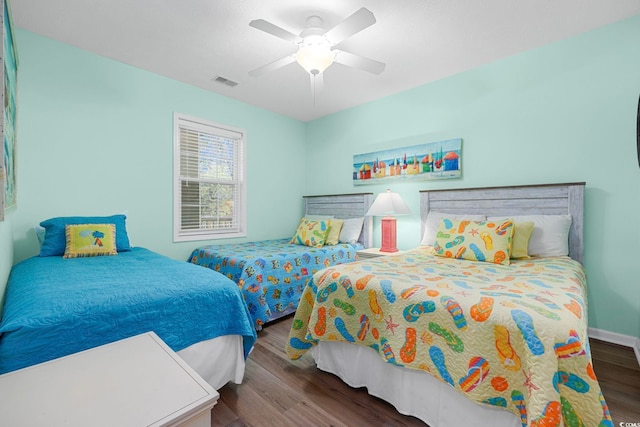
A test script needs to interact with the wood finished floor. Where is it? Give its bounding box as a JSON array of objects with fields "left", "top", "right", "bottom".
[{"left": 211, "top": 315, "right": 640, "bottom": 426}]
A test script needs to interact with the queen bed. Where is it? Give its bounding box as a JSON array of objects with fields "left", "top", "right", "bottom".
[
  {"left": 0, "top": 215, "right": 257, "bottom": 390},
  {"left": 286, "top": 183, "right": 613, "bottom": 427},
  {"left": 188, "top": 193, "right": 373, "bottom": 329}
]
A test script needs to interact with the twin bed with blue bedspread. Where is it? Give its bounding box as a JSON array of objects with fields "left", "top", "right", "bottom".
[
  {"left": 0, "top": 215, "right": 256, "bottom": 390},
  {"left": 188, "top": 193, "right": 373, "bottom": 329},
  {"left": 0, "top": 247, "right": 256, "bottom": 374},
  {"left": 188, "top": 239, "right": 362, "bottom": 329}
]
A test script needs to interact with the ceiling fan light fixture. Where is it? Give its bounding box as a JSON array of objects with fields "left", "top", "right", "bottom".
[
  {"left": 249, "top": 7, "right": 384, "bottom": 83},
  {"left": 295, "top": 36, "right": 335, "bottom": 75}
]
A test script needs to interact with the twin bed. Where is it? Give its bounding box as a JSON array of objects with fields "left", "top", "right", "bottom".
[
  {"left": 188, "top": 193, "right": 373, "bottom": 329},
  {"left": 0, "top": 216, "right": 257, "bottom": 390},
  {"left": 287, "top": 183, "right": 613, "bottom": 427}
]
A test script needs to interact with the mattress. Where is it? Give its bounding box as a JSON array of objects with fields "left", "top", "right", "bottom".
[
  {"left": 0, "top": 247, "right": 257, "bottom": 375},
  {"left": 286, "top": 247, "right": 612, "bottom": 427},
  {"left": 188, "top": 238, "right": 362, "bottom": 329},
  {"left": 178, "top": 334, "right": 246, "bottom": 390}
]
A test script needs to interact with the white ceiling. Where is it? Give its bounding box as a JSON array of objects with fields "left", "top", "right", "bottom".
[{"left": 11, "top": 0, "right": 640, "bottom": 122}]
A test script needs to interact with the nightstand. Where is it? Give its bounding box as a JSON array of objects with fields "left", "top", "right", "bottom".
[
  {"left": 0, "top": 332, "right": 218, "bottom": 427},
  {"left": 357, "top": 247, "right": 404, "bottom": 260}
]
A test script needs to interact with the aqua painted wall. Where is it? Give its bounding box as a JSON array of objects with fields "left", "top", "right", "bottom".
[
  {"left": 11, "top": 30, "right": 307, "bottom": 263},
  {"left": 306, "top": 15, "right": 640, "bottom": 338}
]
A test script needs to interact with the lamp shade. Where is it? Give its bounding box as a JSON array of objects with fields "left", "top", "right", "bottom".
[
  {"left": 366, "top": 189, "right": 409, "bottom": 253},
  {"left": 295, "top": 35, "right": 335, "bottom": 75},
  {"left": 366, "top": 189, "right": 411, "bottom": 216}
]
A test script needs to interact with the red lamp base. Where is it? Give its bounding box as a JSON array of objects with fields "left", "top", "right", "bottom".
[{"left": 379, "top": 216, "right": 398, "bottom": 253}]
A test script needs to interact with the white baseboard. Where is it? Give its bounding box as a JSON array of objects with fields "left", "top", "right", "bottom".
[{"left": 588, "top": 327, "right": 640, "bottom": 367}]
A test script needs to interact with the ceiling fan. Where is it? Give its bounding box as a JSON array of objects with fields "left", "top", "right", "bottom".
[{"left": 248, "top": 7, "right": 386, "bottom": 95}]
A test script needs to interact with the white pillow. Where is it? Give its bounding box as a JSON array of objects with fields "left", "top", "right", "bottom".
[
  {"left": 488, "top": 214, "right": 572, "bottom": 257},
  {"left": 421, "top": 212, "right": 486, "bottom": 246},
  {"left": 34, "top": 225, "right": 46, "bottom": 246},
  {"left": 339, "top": 217, "right": 365, "bottom": 244}
]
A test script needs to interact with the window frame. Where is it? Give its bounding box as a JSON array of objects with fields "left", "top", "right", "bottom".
[{"left": 173, "top": 113, "right": 247, "bottom": 242}]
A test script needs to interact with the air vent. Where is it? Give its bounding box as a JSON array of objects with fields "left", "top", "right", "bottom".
[{"left": 212, "top": 75, "right": 238, "bottom": 88}]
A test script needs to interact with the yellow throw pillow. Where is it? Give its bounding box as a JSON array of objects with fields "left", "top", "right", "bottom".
[
  {"left": 290, "top": 218, "right": 330, "bottom": 248},
  {"left": 63, "top": 223, "right": 118, "bottom": 259},
  {"left": 434, "top": 218, "right": 514, "bottom": 265},
  {"left": 324, "top": 219, "right": 344, "bottom": 245},
  {"left": 511, "top": 221, "right": 534, "bottom": 259}
]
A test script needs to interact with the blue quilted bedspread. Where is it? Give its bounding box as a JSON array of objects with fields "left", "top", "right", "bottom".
[
  {"left": 0, "top": 247, "right": 257, "bottom": 374},
  {"left": 188, "top": 239, "right": 362, "bottom": 329}
]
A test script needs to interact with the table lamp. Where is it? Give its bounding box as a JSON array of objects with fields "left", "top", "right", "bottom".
[{"left": 365, "top": 189, "right": 411, "bottom": 252}]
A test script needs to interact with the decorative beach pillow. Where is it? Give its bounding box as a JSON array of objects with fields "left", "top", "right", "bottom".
[
  {"left": 433, "top": 218, "right": 514, "bottom": 265},
  {"left": 63, "top": 223, "right": 118, "bottom": 259},
  {"left": 511, "top": 221, "right": 535, "bottom": 259},
  {"left": 324, "top": 219, "right": 344, "bottom": 245},
  {"left": 290, "top": 218, "right": 330, "bottom": 248},
  {"left": 421, "top": 212, "right": 486, "bottom": 246},
  {"left": 39, "top": 214, "right": 131, "bottom": 257}
]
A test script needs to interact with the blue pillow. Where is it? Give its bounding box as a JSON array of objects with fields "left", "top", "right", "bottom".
[{"left": 39, "top": 214, "right": 132, "bottom": 257}]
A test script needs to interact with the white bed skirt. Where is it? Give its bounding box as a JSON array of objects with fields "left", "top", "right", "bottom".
[
  {"left": 312, "top": 341, "right": 520, "bottom": 427},
  {"left": 177, "top": 334, "right": 245, "bottom": 390}
]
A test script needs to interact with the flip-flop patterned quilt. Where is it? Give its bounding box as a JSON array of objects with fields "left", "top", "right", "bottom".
[
  {"left": 286, "top": 247, "right": 612, "bottom": 427},
  {"left": 189, "top": 239, "right": 362, "bottom": 329}
]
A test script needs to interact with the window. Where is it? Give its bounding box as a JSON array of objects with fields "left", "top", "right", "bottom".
[{"left": 173, "top": 113, "right": 246, "bottom": 242}]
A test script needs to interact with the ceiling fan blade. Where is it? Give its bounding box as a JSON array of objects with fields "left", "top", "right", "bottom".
[
  {"left": 333, "top": 49, "right": 386, "bottom": 75},
  {"left": 249, "top": 55, "right": 296, "bottom": 77},
  {"left": 323, "top": 7, "right": 376, "bottom": 45},
  {"left": 249, "top": 19, "right": 302, "bottom": 44}
]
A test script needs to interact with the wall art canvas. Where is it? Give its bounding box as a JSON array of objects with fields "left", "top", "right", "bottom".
[
  {"left": 353, "top": 138, "right": 462, "bottom": 186},
  {"left": 0, "top": 0, "right": 17, "bottom": 220}
]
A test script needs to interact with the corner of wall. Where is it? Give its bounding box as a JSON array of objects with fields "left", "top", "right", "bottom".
[
  {"left": 0, "top": 214, "right": 14, "bottom": 316},
  {"left": 588, "top": 327, "right": 640, "bottom": 368}
]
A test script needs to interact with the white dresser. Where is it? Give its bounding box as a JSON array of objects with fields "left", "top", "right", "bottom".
[{"left": 0, "top": 332, "right": 219, "bottom": 427}]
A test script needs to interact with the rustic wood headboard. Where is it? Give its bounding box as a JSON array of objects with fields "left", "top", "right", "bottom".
[
  {"left": 419, "top": 183, "right": 585, "bottom": 263},
  {"left": 303, "top": 193, "right": 373, "bottom": 248}
]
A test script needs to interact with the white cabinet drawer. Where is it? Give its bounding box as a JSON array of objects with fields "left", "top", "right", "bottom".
[{"left": 0, "top": 332, "right": 219, "bottom": 427}]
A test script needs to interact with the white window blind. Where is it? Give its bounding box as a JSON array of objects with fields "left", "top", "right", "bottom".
[{"left": 173, "top": 114, "right": 246, "bottom": 242}]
